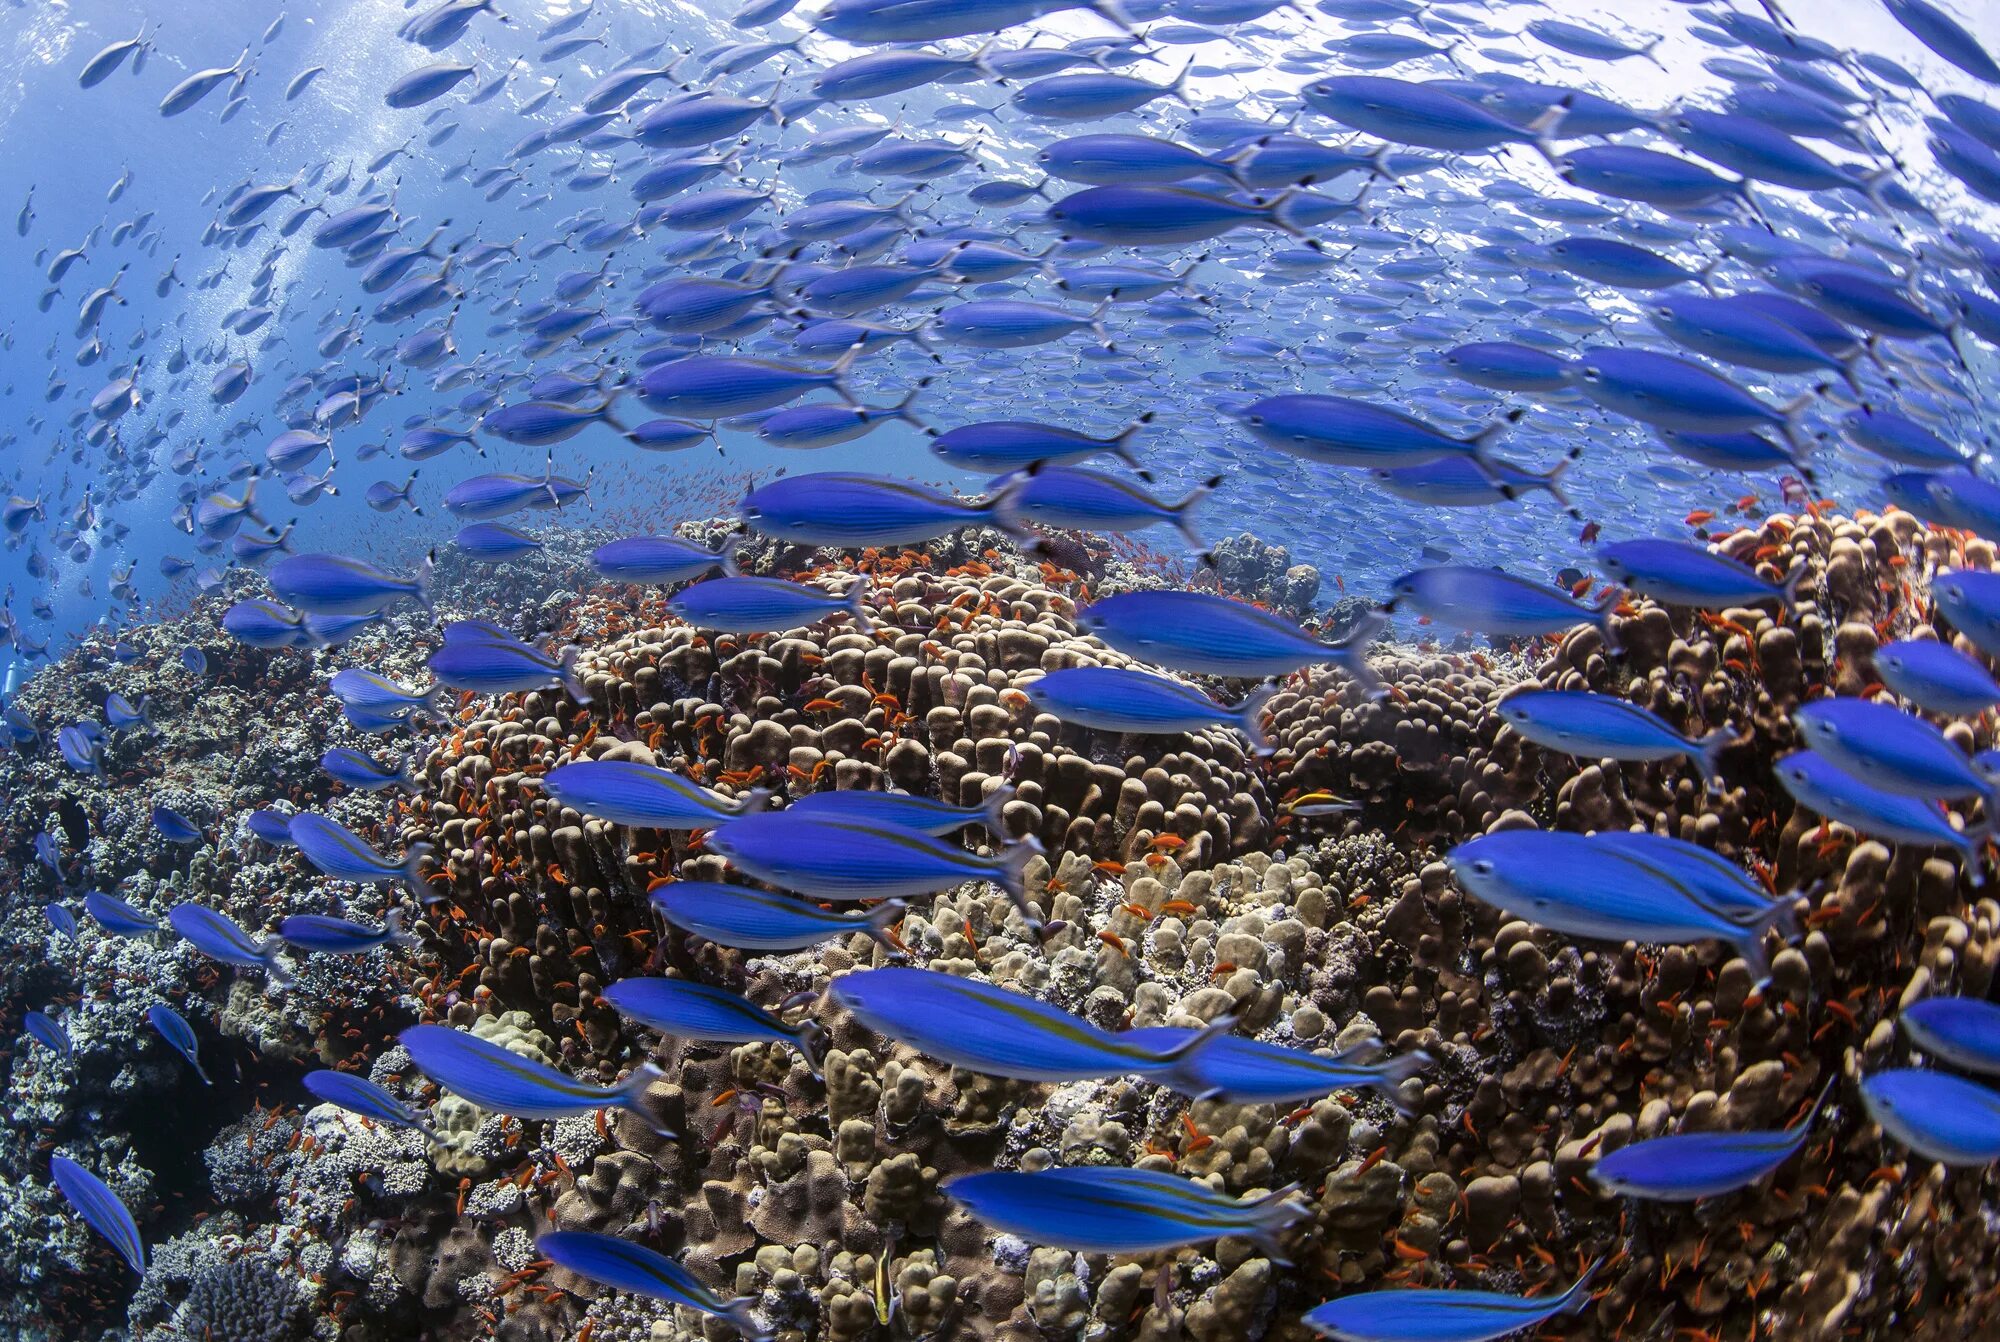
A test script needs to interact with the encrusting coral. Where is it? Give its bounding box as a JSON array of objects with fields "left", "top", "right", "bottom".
[{"left": 0, "top": 504, "right": 1996, "bottom": 1342}]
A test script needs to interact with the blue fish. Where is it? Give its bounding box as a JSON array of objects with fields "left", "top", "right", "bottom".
[
  {"left": 152, "top": 805, "right": 202, "bottom": 843},
  {"left": 829, "top": 966, "right": 1229, "bottom": 1083},
  {"left": 85, "top": 890, "right": 160, "bottom": 937},
  {"left": 167, "top": 905, "right": 291, "bottom": 983},
  {"left": 25, "top": 1009, "right": 71, "bottom": 1059},
  {"left": 651, "top": 883, "right": 906, "bottom": 954},
  {"left": 328, "top": 669, "right": 446, "bottom": 715},
  {"left": 1873, "top": 639, "right": 2000, "bottom": 718},
  {"left": 741, "top": 472, "right": 1015, "bottom": 548},
  {"left": 1133, "top": 1029, "right": 1431, "bottom": 1112},
  {"left": 1885, "top": 0, "right": 2000, "bottom": 86},
  {"left": 947, "top": 1166, "right": 1310, "bottom": 1257},
  {"left": 287, "top": 814, "right": 435, "bottom": 890},
  {"left": 453, "top": 522, "right": 544, "bottom": 562},
  {"left": 1494, "top": 690, "right": 1738, "bottom": 791},
  {"left": 590, "top": 534, "right": 737, "bottom": 584},
  {"left": 785, "top": 785, "right": 1013, "bottom": 838},
  {"left": 303, "top": 1069, "right": 437, "bottom": 1138},
  {"left": 400, "top": 1024, "right": 669, "bottom": 1126},
  {"left": 927, "top": 415, "right": 1150, "bottom": 473},
  {"left": 667, "top": 576, "right": 870, "bottom": 635},
  {"left": 1794, "top": 698, "right": 1994, "bottom": 805},
  {"left": 1860, "top": 1068, "right": 2000, "bottom": 1166},
  {"left": 601, "top": 977, "right": 827, "bottom": 1074},
  {"left": 536, "top": 1232, "right": 771, "bottom": 1341},
  {"left": 1929, "top": 570, "right": 2000, "bottom": 660},
  {"left": 146, "top": 1004, "right": 210, "bottom": 1085},
  {"left": 1596, "top": 538, "right": 1800, "bottom": 609},
  {"left": 997, "top": 466, "right": 1215, "bottom": 555},
  {"left": 1901, "top": 997, "right": 2000, "bottom": 1076},
  {"left": 244, "top": 810, "right": 297, "bottom": 847},
  {"left": 541, "top": 761, "right": 769, "bottom": 829},
  {"left": 1590, "top": 833, "right": 1789, "bottom": 923},
  {"left": 43, "top": 903, "right": 78, "bottom": 944},
  {"left": 1591, "top": 1082, "right": 1831, "bottom": 1200},
  {"left": 321, "top": 748, "right": 420, "bottom": 794},
  {"left": 103, "top": 692, "right": 151, "bottom": 731},
  {"left": 57, "top": 724, "right": 104, "bottom": 776},
  {"left": 1302, "top": 1262, "right": 1600, "bottom": 1342},
  {"left": 1775, "top": 750, "right": 1986, "bottom": 878},
  {"left": 277, "top": 910, "right": 415, "bottom": 955},
  {"left": 1389, "top": 567, "right": 1619, "bottom": 650},
  {"left": 49, "top": 1156, "right": 146, "bottom": 1276},
  {"left": 1025, "top": 666, "right": 1278, "bottom": 754},
  {"left": 427, "top": 632, "right": 589, "bottom": 702},
  {"left": 1238, "top": 394, "right": 1516, "bottom": 483},
  {"left": 709, "top": 812, "right": 1046, "bottom": 928},
  {"left": 268, "top": 552, "right": 428, "bottom": 616},
  {"left": 1447, "top": 832, "right": 1798, "bottom": 983},
  {"left": 222, "top": 598, "right": 314, "bottom": 649}
]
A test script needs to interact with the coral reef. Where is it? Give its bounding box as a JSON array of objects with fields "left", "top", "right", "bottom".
[{"left": 1, "top": 507, "right": 1997, "bottom": 1342}]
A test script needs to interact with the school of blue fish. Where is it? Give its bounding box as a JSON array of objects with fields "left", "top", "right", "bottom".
[{"left": 6, "top": 0, "right": 2000, "bottom": 1338}]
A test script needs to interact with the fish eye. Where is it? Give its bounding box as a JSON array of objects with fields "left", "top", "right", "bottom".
[
  {"left": 1471, "top": 860, "right": 1494, "bottom": 876},
  {"left": 1247, "top": 415, "right": 1264, "bottom": 426}
]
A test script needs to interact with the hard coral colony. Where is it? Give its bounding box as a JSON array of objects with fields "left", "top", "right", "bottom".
[{"left": 0, "top": 1, "right": 1997, "bottom": 1342}]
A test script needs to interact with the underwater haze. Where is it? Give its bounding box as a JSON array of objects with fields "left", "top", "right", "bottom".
[{"left": 4, "top": 0, "right": 2000, "bottom": 1339}]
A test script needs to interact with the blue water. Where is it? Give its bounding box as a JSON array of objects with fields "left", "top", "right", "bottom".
[{"left": 2, "top": 0, "right": 1993, "bottom": 672}]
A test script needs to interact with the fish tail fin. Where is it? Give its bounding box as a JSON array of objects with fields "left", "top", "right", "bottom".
[
  {"left": 1691, "top": 727, "right": 1741, "bottom": 793},
  {"left": 615, "top": 1060, "right": 678, "bottom": 1139},
  {"left": 892, "top": 378, "right": 929, "bottom": 428},
  {"left": 1112, "top": 410, "right": 1155, "bottom": 470},
  {"left": 1368, "top": 1049, "right": 1435, "bottom": 1116},
  {"left": 717, "top": 530, "right": 744, "bottom": 577},
  {"left": 1087, "top": 297, "right": 1116, "bottom": 352},
  {"left": 993, "top": 832, "right": 1047, "bottom": 930},
  {"left": 1238, "top": 679, "right": 1281, "bottom": 756},
  {"left": 1468, "top": 409, "right": 1525, "bottom": 499},
  {"left": 556, "top": 644, "right": 591, "bottom": 703},
  {"left": 413, "top": 548, "right": 435, "bottom": 610},
  {"left": 384, "top": 906, "right": 420, "bottom": 952},
  {"left": 794, "top": 1020, "right": 829, "bottom": 1079},
  {"left": 1167, "top": 55, "right": 1197, "bottom": 108},
  {"left": 1778, "top": 387, "right": 1826, "bottom": 459},
  {"left": 843, "top": 580, "right": 876, "bottom": 634},
  {"left": 829, "top": 339, "right": 866, "bottom": 404},
  {"left": 737, "top": 786, "right": 774, "bottom": 816},
  {"left": 1525, "top": 97, "right": 1570, "bottom": 167},
  {"left": 1090, "top": 0, "right": 1139, "bottom": 37},
  {"left": 1332, "top": 609, "right": 1390, "bottom": 700},
  {"left": 420, "top": 681, "right": 450, "bottom": 719},
  {"left": 978, "top": 783, "right": 1017, "bottom": 838},
  {"left": 194, "top": 1058, "right": 213, "bottom": 1086},
  {"left": 1262, "top": 185, "right": 1312, "bottom": 242},
  {"left": 1591, "top": 585, "right": 1623, "bottom": 656},
  {"left": 1559, "top": 1258, "right": 1604, "bottom": 1313},
  {"left": 397, "top": 751, "right": 423, "bottom": 795},
  {"left": 1245, "top": 1183, "right": 1310, "bottom": 1265},
  {"left": 1171, "top": 474, "right": 1220, "bottom": 560},
  {"left": 401, "top": 842, "right": 437, "bottom": 892},
  {"left": 722, "top": 1298, "right": 775, "bottom": 1342},
  {"left": 1733, "top": 895, "right": 1801, "bottom": 987},
  {"left": 864, "top": 897, "right": 910, "bottom": 957},
  {"left": 1540, "top": 448, "right": 1583, "bottom": 518}
]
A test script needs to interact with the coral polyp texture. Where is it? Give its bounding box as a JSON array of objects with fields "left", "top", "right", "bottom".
[{"left": 0, "top": 506, "right": 1994, "bottom": 1342}]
